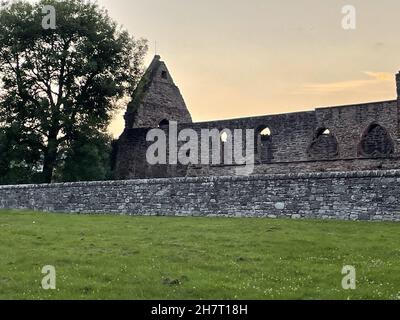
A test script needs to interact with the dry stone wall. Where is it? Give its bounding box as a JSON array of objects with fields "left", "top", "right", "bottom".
[{"left": 1, "top": 170, "right": 400, "bottom": 221}]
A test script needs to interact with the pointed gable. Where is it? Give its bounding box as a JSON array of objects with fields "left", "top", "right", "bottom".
[{"left": 124, "top": 55, "right": 192, "bottom": 128}]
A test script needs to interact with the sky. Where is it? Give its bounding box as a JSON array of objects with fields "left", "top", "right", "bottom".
[{"left": 95, "top": 0, "right": 400, "bottom": 137}]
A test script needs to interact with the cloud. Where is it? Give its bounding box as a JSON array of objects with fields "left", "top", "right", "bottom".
[
  {"left": 295, "top": 71, "right": 393, "bottom": 94},
  {"left": 363, "top": 71, "right": 392, "bottom": 81}
]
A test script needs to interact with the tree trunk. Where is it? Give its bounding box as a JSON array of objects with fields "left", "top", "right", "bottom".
[{"left": 42, "top": 135, "right": 58, "bottom": 183}]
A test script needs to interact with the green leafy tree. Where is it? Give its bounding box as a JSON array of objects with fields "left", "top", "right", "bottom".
[
  {"left": 0, "top": 0, "right": 147, "bottom": 183},
  {"left": 0, "top": 125, "right": 43, "bottom": 184},
  {"left": 55, "top": 131, "right": 113, "bottom": 182}
]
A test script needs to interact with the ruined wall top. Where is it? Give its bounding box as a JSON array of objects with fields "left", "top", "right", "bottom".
[
  {"left": 115, "top": 65, "right": 400, "bottom": 180},
  {"left": 124, "top": 55, "right": 192, "bottom": 129}
]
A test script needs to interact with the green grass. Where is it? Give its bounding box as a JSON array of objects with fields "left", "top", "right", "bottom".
[{"left": 0, "top": 210, "right": 400, "bottom": 300}]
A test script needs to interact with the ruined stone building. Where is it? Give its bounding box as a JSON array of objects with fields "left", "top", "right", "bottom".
[
  {"left": 114, "top": 55, "right": 400, "bottom": 179},
  {"left": 3, "top": 55, "right": 400, "bottom": 221}
]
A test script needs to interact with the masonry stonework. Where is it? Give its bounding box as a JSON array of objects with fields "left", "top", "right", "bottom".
[
  {"left": 1, "top": 170, "right": 400, "bottom": 221},
  {"left": 114, "top": 57, "right": 400, "bottom": 180},
  {"left": 123, "top": 55, "right": 192, "bottom": 129},
  {"left": 3, "top": 57, "right": 400, "bottom": 221}
]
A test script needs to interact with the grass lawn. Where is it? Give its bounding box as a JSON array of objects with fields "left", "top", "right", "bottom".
[{"left": 0, "top": 210, "right": 400, "bottom": 300}]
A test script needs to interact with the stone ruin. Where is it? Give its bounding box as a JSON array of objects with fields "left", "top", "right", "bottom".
[
  {"left": 2, "top": 56, "right": 400, "bottom": 220},
  {"left": 114, "top": 55, "right": 400, "bottom": 179}
]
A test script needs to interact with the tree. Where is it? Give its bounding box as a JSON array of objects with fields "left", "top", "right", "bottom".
[
  {"left": 0, "top": 125, "right": 43, "bottom": 184},
  {"left": 54, "top": 131, "right": 113, "bottom": 182},
  {"left": 0, "top": 0, "right": 147, "bottom": 183}
]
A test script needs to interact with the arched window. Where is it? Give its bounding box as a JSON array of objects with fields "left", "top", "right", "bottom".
[
  {"left": 220, "top": 132, "right": 228, "bottom": 143},
  {"left": 158, "top": 119, "right": 169, "bottom": 127},
  {"left": 260, "top": 127, "right": 271, "bottom": 139},
  {"left": 256, "top": 126, "right": 273, "bottom": 163},
  {"left": 220, "top": 130, "right": 232, "bottom": 165},
  {"left": 359, "top": 123, "right": 394, "bottom": 157},
  {"left": 308, "top": 128, "right": 339, "bottom": 159}
]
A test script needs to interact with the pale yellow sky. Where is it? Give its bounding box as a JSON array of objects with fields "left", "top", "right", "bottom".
[{"left": 98, "top": 0, "right": 400, "bottom": 137}]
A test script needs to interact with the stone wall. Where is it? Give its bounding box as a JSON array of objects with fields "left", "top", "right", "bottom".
[
  {"left": 1, "top": 170, "right": 400, "bottom": 221},
  {"left": 116, "top": 57, "right": 400, "bottom": 180},
  {"left": 124, "top": 55, "right": 192, "bottom": 129},
  {"left": 115, "top": 99, "right": 400, "bottom": 179},
  {"left": 187, "top": 157, "right": 400, "bottom": 176}
]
